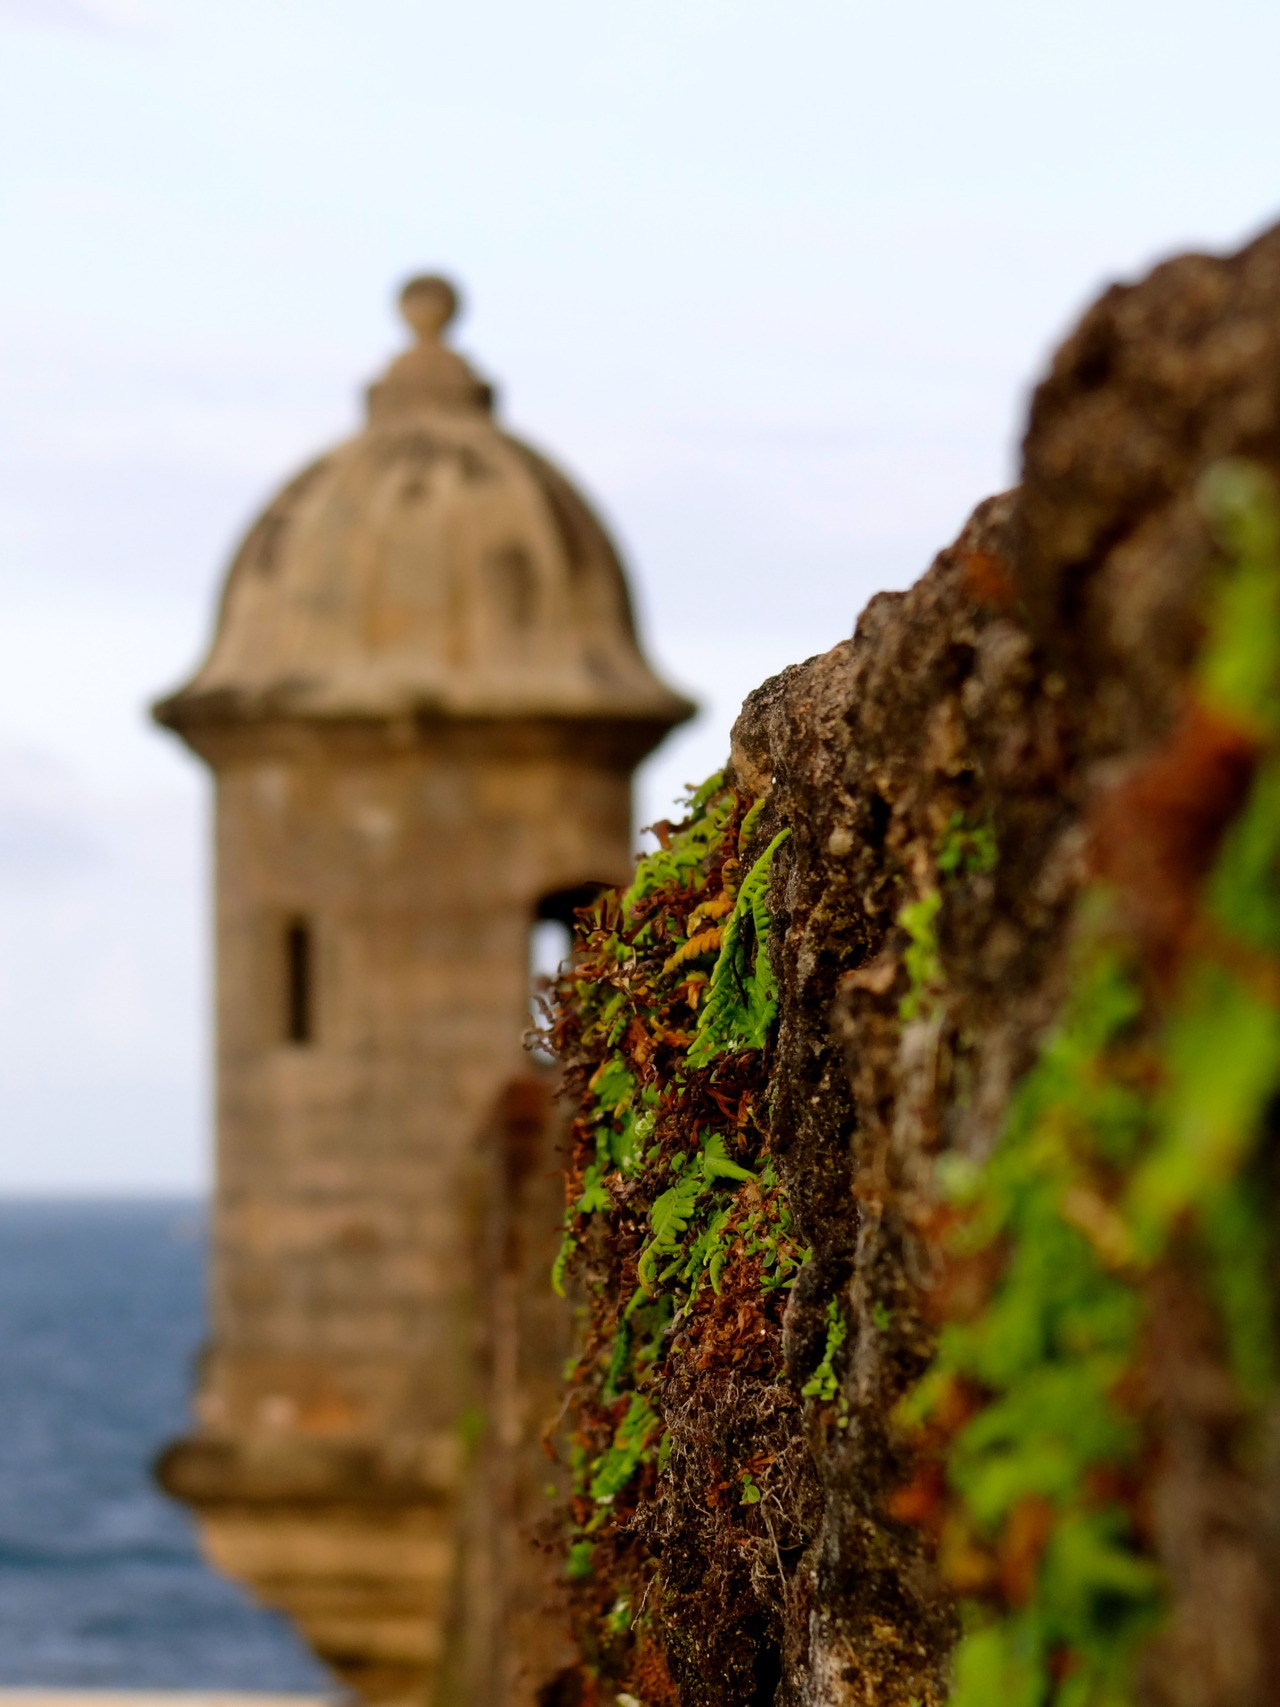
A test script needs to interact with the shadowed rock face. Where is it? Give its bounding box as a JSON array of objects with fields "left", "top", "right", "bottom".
[{"left": 152, "top": 279, "right": 690, "bottom": 1707}]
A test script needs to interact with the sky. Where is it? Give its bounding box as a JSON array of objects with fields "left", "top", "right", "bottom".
[{"left": 2, "top": 0, "right": 1280, "bottom": 1191}]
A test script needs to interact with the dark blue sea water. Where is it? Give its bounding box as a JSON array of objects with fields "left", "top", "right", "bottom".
[{"left": 0, "top": 1200, "right": 331, "bottom": 1689}]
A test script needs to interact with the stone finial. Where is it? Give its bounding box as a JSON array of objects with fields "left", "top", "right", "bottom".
[
  {"left": 399, "top": 273, "right": 459, "bottom": 341},
  {"left": 366, "top": 271, "right": 493, "bottom": 420}
]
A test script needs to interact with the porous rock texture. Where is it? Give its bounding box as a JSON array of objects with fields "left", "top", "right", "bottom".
[{"left": 644, "top": 220, "right": 1280, "bottom": 1705}]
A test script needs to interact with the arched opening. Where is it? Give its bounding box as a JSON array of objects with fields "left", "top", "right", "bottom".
[
  {"left": 283, "top": 916, "right": 314, "bottom": 1045},
  {"left": 527, "top": 884, "right": 611, "bottom": 1056},
  {"left": 535, "top": 883, "right": 611, "bottom": 929},
  {"left": 529, "top": 917, "right": 572, "bottom": 991}
]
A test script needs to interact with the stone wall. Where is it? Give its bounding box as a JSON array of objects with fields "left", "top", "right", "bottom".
[{"left": 537, "top": 223, "right": 1280, "bottom": 1707}]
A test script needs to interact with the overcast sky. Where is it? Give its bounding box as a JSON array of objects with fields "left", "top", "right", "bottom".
[{"left": 3, "top": 0, "right": 1280, "bottom": 1191}]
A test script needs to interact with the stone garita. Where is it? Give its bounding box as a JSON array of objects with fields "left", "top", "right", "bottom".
[{"left": 152, "top": 275, "right": 692, "bottom": 1707}]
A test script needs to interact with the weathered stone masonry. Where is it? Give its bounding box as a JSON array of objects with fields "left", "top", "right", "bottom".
[
  {"left": 548, "top": 222, "right": 1280, "bottom": 1707},
  {"left": 153, "top": 276, "right": 691, "bottom": 1706}
]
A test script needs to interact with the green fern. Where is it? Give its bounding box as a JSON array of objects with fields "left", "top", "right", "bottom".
[
  {"left": 577, "top": 1162, "right": 611, "bottom": 1215},
  {"left": 622, "top": 773, "right": 733, "bottom": 919},
  {"left": 638, "top": 1171, "right": 704, "bottom": 1291},
  {"left": 737, "top": 794, "right": 768, "bottom": 850},
  {"left": 590, "top": 1391, "right": 662, "bottom": 1501},
  {"left": 898, "top": 889, "right": 942, "bottom": 1021},
  {"left": 591, "top": 1057, "right": 635, "bottom": 1113},
  {"left": 700, "top": 1132, "right": 755, "bottom": 1183},
  {"left": 603, "top": 1290, "right": 673, "bottom": 1401},
  {"left": 801, "top": 1297, "right": 847, "bottom": 1402},
  {"left": 937, "top": 810, "right": 998, "bottom": 877},
  {"left": 637, "top": 1134, "right": 758, "bottom": 1293},
  {"left": 551, "top": 1231, "right": 576, "bottom": 1298},
  {"left": 552, "top": 774, "right": 805, "bottom": 1567},
  {"left": 687, "top": 828, "right": 791, "bottom": 1067},
  {"left": 679, "top": 1205, "right": 733, "bottom": 1292}
]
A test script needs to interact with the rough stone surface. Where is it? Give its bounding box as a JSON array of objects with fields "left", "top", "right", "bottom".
[
  {"left": 639, "top": 220, "right": 1280, "bottom": 1704},
  {"left": 730, "top": 492, "right": 1050, "bottom": 1707}
]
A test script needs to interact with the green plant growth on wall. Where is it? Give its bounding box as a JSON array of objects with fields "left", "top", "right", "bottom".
[
  {"left": 543, "top": 463, "right": 1280, "bottom": 1707},
  {"left": 542, "top": 778, "right": 804, "bottom": 1700},
  {"left": 895, "top": 459, "right": 1280, "bottom": 1707}
]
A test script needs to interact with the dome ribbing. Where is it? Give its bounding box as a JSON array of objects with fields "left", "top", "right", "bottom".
[{"left": 155, "top": 277, "right": 693, "bottom": 735}]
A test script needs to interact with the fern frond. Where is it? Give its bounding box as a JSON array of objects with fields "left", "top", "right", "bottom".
[
  {"left": 622, "top": 776, "right": 733, "bottom": 919},
  {"left": 638, "top": 1172, "right": 704, "bottom": 1291},
  {"left": 577, "top": 1164, "right": 611, "bottom": 1215},
  {"left": 737, "top": 795, "right": 768, "bottom": 851},
  {"left": 801, "top": 1296, "right": 848, "bottom": 1401},
  {"left": 602, "top": 1313, "right": 633, "bottom": 1402},
  {"left": 649, "top": 1172, "right": 702, "bottom": 1246},
  {"left": 590, "top": 1057, "right": 635, "bottom": 1112},
  {"left": 700, "top": 1133, "right": 755, "bottom": 1183},
  {"left": 684, "top": 892, "right": 735, "bottom": 937},
  {"left": 589, "top": 1392, "right": 662, "bottom": 1501},
  {"left": 551, "top": 1231, "right": 576, "bottom": 1297},
  {"left": 680, "top": 1205, "right": 731, "bottom": 1280},
  {"left": 662, "top": 926, "right": 724, "bottom": 975},
  {"left": 687, "top": 828, "right": 791, "bottom": 1067}
]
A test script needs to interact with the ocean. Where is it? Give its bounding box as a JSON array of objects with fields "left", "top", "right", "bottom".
[{"left": 0, "top": 1200, "right": 330, "bottom": 1690}]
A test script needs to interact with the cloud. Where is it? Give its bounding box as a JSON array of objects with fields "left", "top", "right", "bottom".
[{"left": 0, "top": 0, "right": 150, "bottom": 34}]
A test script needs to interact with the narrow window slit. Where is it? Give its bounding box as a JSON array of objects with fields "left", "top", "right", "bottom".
[{"left": 284, "top": 917, "right": 313, "bottom": 1045}]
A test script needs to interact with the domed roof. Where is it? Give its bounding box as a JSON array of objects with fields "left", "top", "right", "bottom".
[{"left": 155, "top": 277, "right": 694, "bottom": 740}]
